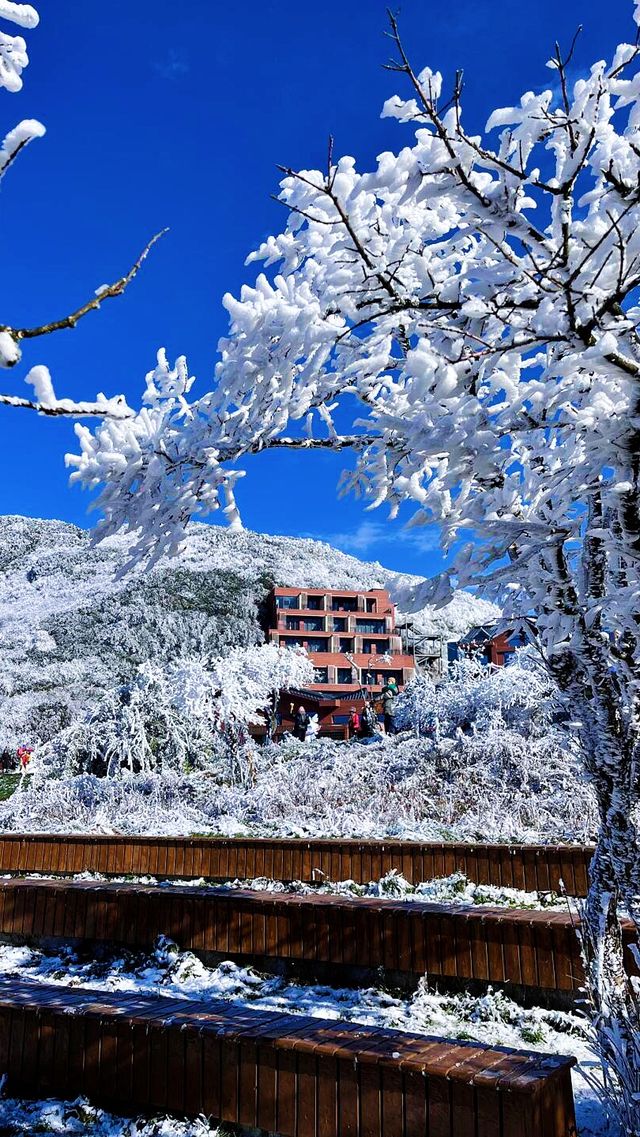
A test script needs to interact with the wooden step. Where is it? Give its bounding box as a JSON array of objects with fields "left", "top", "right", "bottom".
[
  {"left": 0, "top": 977, "right": 577, "bottom": 1137},
  {"left": 0, "top": 835, "right": 594, "bottom": 893},
  {"left": 0, "top": 877, "right": 635, "bottom": 997}
]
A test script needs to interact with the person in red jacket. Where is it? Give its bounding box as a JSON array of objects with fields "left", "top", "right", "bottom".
[
  {"left": 348, "top": 708, "right": 361, "bottom": 738},
  {"left": 17, "top": 745, "right": 33, "bottom": 772}
]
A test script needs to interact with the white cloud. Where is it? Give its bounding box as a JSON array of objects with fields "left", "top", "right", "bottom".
[
  {"left": 154, "top": 49, "right": 190, "bottom": 80},
  {"left": 317, "top": 520, "right": 440, "bottom": 556}
]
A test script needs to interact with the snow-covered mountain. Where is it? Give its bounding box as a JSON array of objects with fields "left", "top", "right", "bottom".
[{"left": 0, "top": 515, "right": 499, "bottom": 749}]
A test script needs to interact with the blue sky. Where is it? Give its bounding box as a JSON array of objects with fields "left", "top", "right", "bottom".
[{"left": 0, "top": 0, "right": 631, "bottom": 576}]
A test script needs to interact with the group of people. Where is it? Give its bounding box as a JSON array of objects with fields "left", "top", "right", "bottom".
[
  {"left": 0, "top": 746, "right": 33, "bottom": 774},
  {"left": 349, "top": 677, "right": 400, "bottom": 739},
  {"left": 290, "top": 677, "right": 400, "bottom": 744}
]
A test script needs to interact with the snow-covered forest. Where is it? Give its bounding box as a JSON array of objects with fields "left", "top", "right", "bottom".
[{"left": 0, "top": 647, "right": 595, "bottom": 843}]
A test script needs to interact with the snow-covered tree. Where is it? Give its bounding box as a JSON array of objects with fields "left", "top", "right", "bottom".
[
  {"left": 64, "top": 6, "right": 640, "bottom": 1125},
  {"left": 171, "top": 642, "right": 314, "bottom": 740},
  {"left": 35, "top": 644, "right": 314, "bottom": 783},
  {"left": 34, "top": 663, "right": 211, "bottom": 781}
]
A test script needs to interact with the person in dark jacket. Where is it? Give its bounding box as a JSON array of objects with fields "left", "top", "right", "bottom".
[
  {"left": 381, "top": 677, "right": 399, "bottom": 735},
  {"left": 292, "top": 705, "right": 310, "bottom": 741},
  {"left": 357, "top": 697, "right": 377, "bottom": 738}
]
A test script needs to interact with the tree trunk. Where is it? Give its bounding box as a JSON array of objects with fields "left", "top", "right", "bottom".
[{"left": 566, "top": 682, "right": 640, "bottom": 1134}]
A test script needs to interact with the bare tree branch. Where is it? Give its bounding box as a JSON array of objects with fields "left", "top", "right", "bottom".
[{"left": 0, "top": 228, "right": 168, "bottom": 352}]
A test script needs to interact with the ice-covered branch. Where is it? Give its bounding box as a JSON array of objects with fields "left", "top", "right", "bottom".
[
  {"left": 0, "top": 1, "right": 38, "bottom": 93},
  {"left": 0, "top": 5, "right": 162, "bottom": 423},
  {"left": 0, "top": 116, "right": 43, "bottom": 177},
  {"left": 0, "top": 388, "right": 133, "bottom": 419}
]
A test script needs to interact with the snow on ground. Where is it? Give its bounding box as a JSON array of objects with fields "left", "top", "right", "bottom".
[
  {"left": 198, "top": 870, "right": 570, "bottom": 909},
  {"left": 0, "top": 1095, "right": 219, "bottom": 1136},
  {"left": 0, "top": 939, "right": 617, "bottom": 1137},
  {"left": 7, "top": 870, "right": 571, "bottom": 910}
]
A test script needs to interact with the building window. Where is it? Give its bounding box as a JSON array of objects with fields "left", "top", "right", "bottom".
[
  {"left": 280, "top": 635, "right": 304, "bottom": 649},
  {"left": 356, "top": 619, "right": 385, "bottom": 635},
  {"left": 315, "top": 667, "right": 329, "bottom": 683},
  {"left": 306, "top": 595, "right": 324, "bottom": 610},
  {"left": 285, "top": 617, "right": 300, "bottom": 630},
  {"left": 363, "top": 671, "right": 376, "bottom": 686},
  {"left": 277, "top": 595, "right": 299, "bottom": 609},
  {"left": 366, "top": 598, "right": 376, "bottom": 612},
  {"left": 337, "top": 667, "right": 353, "bottom": 685},
  {"left": 339, "top": 637, "right": 354, "bottom": 653},
  {"left": 301, "top": 617, "right": 325, "bottom": 632},
  {"left": 332, "top": 597, "right": 358, "bottom": 612},
  {"left": 332, "top": 617, "right": 347, "bottom": 632},
  {"left": 362, "top": 640, "right": 390, "bottom": 656},
  {"left": 306, "top": 638, "right": 329, "bottom": 653}
]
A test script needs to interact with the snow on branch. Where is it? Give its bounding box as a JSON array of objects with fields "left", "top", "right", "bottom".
[
  {"left": 0, "top": 1, "right": 38, "bottom": 93},
  {"left": 0, "top": 8, "right": 164, "bottom": 423},
  {"left": 0, "top": 232, "right": 169, "bottom": 420},
  {"left": 0, "top": 2, "right": 38, "bottom": 29},
  {"left": 0, "top": 382, "right": 134, "bottom": 419},
  {"left": 0, "top": 117, "right": 44, "bottom": 177}
]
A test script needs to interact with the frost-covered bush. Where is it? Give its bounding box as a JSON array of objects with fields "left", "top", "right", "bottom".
[
  {"left": 396, "top": 652, "right": 580, "bottom": 787},
  {"left": 173, "top": 642, "right": 314, "bottom": 735},
  {"left": 33, "top": 645, "right": 313, "bottom": 783},
  {"left": 4, "top": 772, "right": 216, "bottom": 836},
  {"left": 7, "top": 721, "right": 597, "bottom": 842},
  {"left": 219, "top": 728, "right": 596, "bottom": 843}
]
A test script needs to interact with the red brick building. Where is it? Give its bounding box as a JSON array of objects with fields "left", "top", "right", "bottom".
[{"left": 266, "top": 587, "right": 416, "bottom": 736}]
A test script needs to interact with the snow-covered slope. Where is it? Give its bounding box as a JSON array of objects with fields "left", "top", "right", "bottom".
[{"left": 0, "top": 515, "right": 499, "bottom": 748}]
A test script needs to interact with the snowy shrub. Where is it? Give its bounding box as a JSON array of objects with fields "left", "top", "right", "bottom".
[
  {"left": 6, "top": 722, "right": 597, "bottom": 843},
  {"left": 396, "top": 652, "right": 582, "bottom": 789},
  {"left": 32, "top": 644, "right": 313, "bottom": 783}
]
